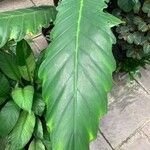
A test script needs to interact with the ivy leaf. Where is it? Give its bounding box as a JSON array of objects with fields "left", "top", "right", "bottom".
[
  {"left": 28, "top": 139, "right": 45, "bottom": 150},
  {"left": 16, "top": 40, "right": 36, "bottom": 82},
  {"left": 8, "top": 111, "right": 35, "bottom": 150},
  {"left": 12, "top": 86, "right": 34, "bottom": 112},
  {"left": 0, "top": 51, "right": 21, "bottom": 81},
  {"left": 0, "top": 6, "right": 57, "bottom": 48},
  {"left": 0, "top": 101, "right": 20, "bottom": 137},
  {"left": 39, "top": 0, "right": 121, "bottom": 149}
]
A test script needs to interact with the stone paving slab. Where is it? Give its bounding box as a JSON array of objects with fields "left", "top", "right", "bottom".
[
  {"left": 142, "top": 121, "right": 150, "bottom": 139},
  {"left": 98, "top": 76, "right": 150, "bottom": 149},
  {"left": 119, "top": 131, "right": 150, "bottom": 150},
  {"left": 135, "top": 65, "right": 150, "bottom": 94},
  {"left": 0, "top": 0, "right": 34, "bottom": 12},
  {"left": 29, "top": 35, "right": 48, "bottom": 57},
  {"left": 32, "top": 0, "right": 54, "bottom": 6}
]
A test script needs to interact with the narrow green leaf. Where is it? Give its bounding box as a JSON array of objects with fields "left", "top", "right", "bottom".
[
  {"left": 28, "top": 139, "right": 45, "bottom": 150},
  {"left": 16, "top": 40, "right": 36, "bottom": 82},
  {"left": 0, "top": 6, "right": 57, "bottom": 48},
  {"left": 0, "top": 51, "right": 21, "bottom": 80},
  {"left": 8, "top": 111, "right": 36, "bottom": 150},
  {"left": 0, "top": 101, "right": 20, "bottom": 137},
  {"left": 12, "top": 86, "right": 34, "bottom": 112},
  {"left": 39, "top": 0, "right": 121, "bottom": 149}
]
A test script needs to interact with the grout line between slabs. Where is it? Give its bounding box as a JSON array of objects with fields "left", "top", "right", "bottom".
[
  {"left": 141, "top": 130, "right": 150, "bottom": 144},
  {"left": 133, "top": 77, "right": 150, "bottom": 95},
  {"left": 116, "top": 119, "right": 150, "bottom": 149},
  {"left": 30, "top": 0, "right": 36, "bottom": 6},
  {"left": 99, "top": 129, "right": 115, "bottom": 150}
]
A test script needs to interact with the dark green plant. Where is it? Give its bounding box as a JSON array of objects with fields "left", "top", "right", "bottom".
[
  {"left": 0, "top": 1, "right": 121, "bottom": 150},
  {"left": 112, "top": 0, "right": 150, "bottom": 73},
  {"left": 0, "top": 40, "right": 49, "bottom": 149}
]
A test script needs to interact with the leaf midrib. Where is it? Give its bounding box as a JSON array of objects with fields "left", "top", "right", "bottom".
[{"left": 73, "top": 0, "right": 84, "bottom": 140}]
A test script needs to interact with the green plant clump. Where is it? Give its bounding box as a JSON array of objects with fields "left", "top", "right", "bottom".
[{"left": 112, "top": 0, "right": 150, "bottom": 73}]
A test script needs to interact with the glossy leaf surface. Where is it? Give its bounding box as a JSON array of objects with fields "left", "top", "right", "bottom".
[
  {"left": 39, "top": 0, "right": 121, "bottom": 149},
  {"left": 0, "top": 6, "right": 56, "bottom": 48},
  {"left": 0, "top": 51, "right": 21, "bottom": 80},
  {"left": 16, "top": 40, "right": 36, "bottom": 82},
  {"left": 12, "top": 86, "right": 34, "bottom": 112},
  {"left": 8, "top": 111, "right": 35, "bottom": 150},
  {"left": 0, "top": 101, "right": 20, "bottom": 137}
]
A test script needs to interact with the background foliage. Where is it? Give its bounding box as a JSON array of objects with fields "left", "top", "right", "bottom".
[{"left": 110, "top": 0, "right": 150, "bottom": 74}]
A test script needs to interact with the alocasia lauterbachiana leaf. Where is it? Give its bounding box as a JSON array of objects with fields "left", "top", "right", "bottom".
[
  {"left": 0, "top": 6, "right": 57, "bottom": 48},
  {"left": 39, "top": 0, "right": 121, "bottom": 149}
]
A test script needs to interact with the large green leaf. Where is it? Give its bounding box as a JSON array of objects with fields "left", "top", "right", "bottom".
[
  {"left": 16, "top": 40, "right": 36, "bottom": 82},
  {"left": 12, "top": 85, "right": 34, "bottom": 112},
  {"left": 8, "top": 111, "right": 35, "bottom": 150},
  {"left": 0, "top": 51, "right": 21, "bottom": 80},
  {"left": 0, "top": 6, "right": 57, "bottom": 48},
  {"left": 0, "top": 101, "right": 20, "bottom": 137},
  {"left": 39, "top": 0, "right": 121, "bottom": 149}
]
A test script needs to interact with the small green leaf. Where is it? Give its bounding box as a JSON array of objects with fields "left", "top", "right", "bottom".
[
  {"left": 138, "top": 22, "right": 148, "bottom": 32},
  {"left": 32, "top": 93, "right": 45, "bottom": 116},
  {"left": 8, "top": 111, "right": 36, "bottom": 150},
  {"left": 142, "top": 1, "right": 150, "bottom": 14},
  {"left": 133, "top": 16, "right": 143, "bottom": 25},
  {"left": 143, "top": 42, "right": 150, "bottom": 54},
  {"left": 16, "top": 40, "right": 36, "bottom": 82},
  {"left": 0, "top": 101, "right": 20, "bottom": 137},
  {"left": 34, "top": 118, "right": 43, "bottom": 140},
  {"left": 133, "top": 1, "right": 141, "bottom": 13},
  {"left": 127, "top": 33, "right": 134, "bottom": 44},
  {"left": 133, "top": 32, "right": 145, "bottom": 45},
  {"left": 0, "top": 51, "right": 21, "bottom": 80},
  {"left": 12, "top": 86, "right": 34, "bottom": 112},
  {"left": 118, "top": 0, "right": 135, "bottom": 12},
  {"left": 28, "top": 139, "right": 45, "bottom": 150}
]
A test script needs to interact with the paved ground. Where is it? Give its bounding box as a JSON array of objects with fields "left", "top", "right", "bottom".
[{"left": 1, "top": 1, "right": 150, "bottom": 150}]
